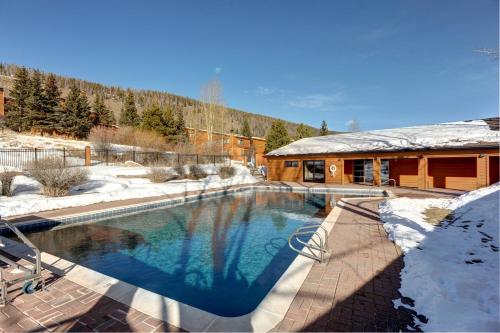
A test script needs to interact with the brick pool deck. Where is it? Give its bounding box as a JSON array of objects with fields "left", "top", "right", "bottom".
[{"left": 0, "top": 183, "right": 462, "bottom": 332}]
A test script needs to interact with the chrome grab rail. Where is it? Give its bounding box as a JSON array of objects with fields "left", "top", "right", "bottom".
[
  {"left": 288, "top": 223, "right": 329, "bottom": 263},
  {"left": 0, "top": 217, "right": 45, "bottom": 306},
  {"left": 382, "top": 178, "right": 396, "bottom": 187}
]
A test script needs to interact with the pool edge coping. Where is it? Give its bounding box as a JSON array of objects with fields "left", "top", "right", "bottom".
[{"left": 0, "top": 185, "right": 387, "bottom": 332}]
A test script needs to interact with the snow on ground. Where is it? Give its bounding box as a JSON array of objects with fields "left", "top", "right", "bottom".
[
  {"left": 0, "top": 164, "right": 257, "bottom": 218},
  {"left": 267, "top": 119, "right": 499, "bottom": 156},
  {"left": 0, "top": 131, "right": 90, "bottom": 149},
  {"left": 0, "top": 130, "right": 143, "bottom": 151},
  {"left": 379, "top": 184, "right": 500, "bottom": 331}
]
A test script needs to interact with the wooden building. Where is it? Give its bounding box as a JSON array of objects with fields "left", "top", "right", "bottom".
[
  {"left": 0, "top": 88, "right": 4, "bottom": 118},
  {"left": 185, "top": 127, "right": 267, "bottom": 165},
  {"left": 265, "top": 118, "right": 499, "bottom": 191}
]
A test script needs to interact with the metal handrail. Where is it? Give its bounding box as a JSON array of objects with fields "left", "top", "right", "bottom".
[
  {"left": 382, "top": 178, "right": 397, "bottom": 187},
  {"left": 288, "top": 223, "right": 329, "bottom": 263},
  {"left": 0, "top": 218, "right": 45, "bottom": 306}
]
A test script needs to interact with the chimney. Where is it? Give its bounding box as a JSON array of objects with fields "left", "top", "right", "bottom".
[{"left": 0, "top": 87, "right": 4, "bottom": 118}]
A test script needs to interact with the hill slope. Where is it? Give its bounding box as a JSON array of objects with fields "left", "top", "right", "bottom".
[{"left": 0, "top": 63, "right": 319, "bottom": 138}]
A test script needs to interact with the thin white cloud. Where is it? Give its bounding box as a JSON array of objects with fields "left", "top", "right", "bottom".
[
  {"left": 287, "top": 93, "right": 343, "bottom": 110},
  {"left": 256, "top": 86, "right": 274, "bottom": 95},
  {"left": 255, "top": 86, "right": 287, "bottom": 96},
  {"left": 215, "top": 67, "right": 222, "bottom": 74}
]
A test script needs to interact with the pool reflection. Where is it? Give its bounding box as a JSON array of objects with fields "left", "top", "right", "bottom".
[{"left": 25, "top": 191, "right": 334, "bottom": 317}]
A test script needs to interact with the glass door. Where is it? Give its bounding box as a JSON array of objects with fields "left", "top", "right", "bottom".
[
  {"left": 353, "top": 159, "right": 374, "bottom": 184},
  {"left": 381, "top": 159, "right": 390, "bottom": 184},
  {"left": 303, "top": 160, "right": 325, "bottom": 183}
]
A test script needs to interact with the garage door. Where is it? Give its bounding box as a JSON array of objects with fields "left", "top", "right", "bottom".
[
  {"left": 428, "top": 157, "right": 477, "bottom": 190},
  {"left": 490, "top": 156, "right": 499, "bottom": 184}
]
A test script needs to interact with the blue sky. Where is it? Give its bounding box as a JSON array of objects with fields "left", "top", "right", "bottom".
[{"left": 1, "top": 0, "right": 498, "bottom": 131}]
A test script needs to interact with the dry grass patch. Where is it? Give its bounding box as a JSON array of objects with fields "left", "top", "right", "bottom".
[
  {"left": 147, "top": 167, "right": 177, "bottom": 183},
  {"left": 423, "top": 207, "right": 454, "bottom": 226}
]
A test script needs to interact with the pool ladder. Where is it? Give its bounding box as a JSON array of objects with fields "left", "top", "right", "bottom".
[
  {"left": 288, "top": 224, "right": 329, "bottom": 263},
  {"left": 0, "top": 218, "right": 45, "bottom": 306}
]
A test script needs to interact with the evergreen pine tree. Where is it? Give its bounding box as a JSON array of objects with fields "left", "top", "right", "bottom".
[
  {"left": 92, "top": 94, "right": 115, "bottom": 126},
  {"left": 74, "top": 92, "right": 92, "bottom": 138},
  {"left": 265, "top": 120, "right": 291, "bottom": 153},
  {"left": 27, "top": 70, "right": 46, "bottom": 132},
  {"left": 241, "top": 119, "right": 253, "bottom": 144},
  {"left": 162, "top": 108, "right": 178, "bottom": 138},
  {"left": 141, "top": 104, "right": 165, "bottom": 134},
  {"left": 5, "top": 67, "right": 31, "bottom": 132},
  {"left": 319, "top": 120, "right": 329, "bottom": 136},
  {"left": 174, "top": 109, "right": 187, "bottom": 142},
  {"left": 60, "top": 84, "right": 80, "bottom": 135},
  {"left": 44, "top": 73, "right": 62, "bottom": 132},
  {"left": 61, "top": 84, "right": 92, "bottom": 138},
  {"left": 119, "top": 90, "right": 139, "bottom": 126},
  {"left": 295, "top": 123, "right": 313, "bottom": 140}
]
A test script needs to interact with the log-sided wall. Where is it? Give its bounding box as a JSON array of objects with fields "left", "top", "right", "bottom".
[{"left": 266, "top": 148, "right": 499, "bottom": 191}]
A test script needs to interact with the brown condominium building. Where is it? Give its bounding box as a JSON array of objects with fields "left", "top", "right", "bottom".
[
  {"left": 265, "top": 118, "right": 499, "bottom": 191},
  {"left": 185, "top": 127, "right": 267, "bottom": 166}
]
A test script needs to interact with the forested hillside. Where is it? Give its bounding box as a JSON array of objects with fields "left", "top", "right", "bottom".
[{"left": 0, "top": 63, "right": 318, "bottom": 137}]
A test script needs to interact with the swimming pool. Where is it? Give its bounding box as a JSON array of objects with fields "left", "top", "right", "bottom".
[{"left": 19, "top": 190, "right": 355, "bottom": 317}]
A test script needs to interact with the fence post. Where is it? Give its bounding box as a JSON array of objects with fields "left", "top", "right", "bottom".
[
  {"left": 196, "top": 154, "right": 199, "bottom": 165},
  {"left": 132, "top": 150, "right": 136, "bottom": 162},
  {"left": 177, "top": 153, "right": 180, "bottom": 165},
  {"left": 63, "top": 148, "right": 66, "bottom": 167},
  {"left": 34, "top": 148, "right": 38, "bottom": 162},
  {"left": 156, "top": 152, "right": 159, "bottom": 163},
  {"left": 105, "top": 149, "right": 109, "bottom": 166},
  {"left": 85, "top": 146, "right": 91, "bottom": 166},
  {"left": 213, "top": 155, "right": 216, "bottom": 165}
]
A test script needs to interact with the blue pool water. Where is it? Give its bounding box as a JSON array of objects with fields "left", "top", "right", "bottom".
[{"left": 24, "top": 190, "right": 339, "bottom": 316}]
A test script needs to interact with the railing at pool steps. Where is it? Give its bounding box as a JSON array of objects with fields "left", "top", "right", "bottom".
[
  {"left": 0, "top": 217, "right": 45, "bottom": 306},
  {"left": 288, "top": 223, "right": 329, "bottom": 263},
  {"left": 381, "top": 178, "right": 397, "bottom": 187}
]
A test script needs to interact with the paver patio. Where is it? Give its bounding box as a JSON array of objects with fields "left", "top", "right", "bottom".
[{"left": 0, "top": 184, "right": 461, "bottom": 332}]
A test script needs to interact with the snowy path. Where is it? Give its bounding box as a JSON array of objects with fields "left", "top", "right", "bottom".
[{"left": 380, "top": 184, "right": 500, "bottom": 331}]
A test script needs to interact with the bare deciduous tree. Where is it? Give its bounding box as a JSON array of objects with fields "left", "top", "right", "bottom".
[
  {"left": 474, "top": 47, "right": 499, "bottom": 60},
  {"left": 347, "top": 119, "right": 361, "bottom": 132},
  {"left": 201, "top": 79, "right": 226, "bottom": 153}
]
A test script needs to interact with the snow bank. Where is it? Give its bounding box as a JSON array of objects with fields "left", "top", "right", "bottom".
[
  {"left": 380, "top": 184, "right": 500, "bottom": 331},
  {"left": 0, "top": 131, "right": 154, "bottom": 152},
  {"left": 0, "top": 164, "right": 257, "bottom": 218},
  {"left": 267, "top": 119, "right": 499, "bottom": 156}
]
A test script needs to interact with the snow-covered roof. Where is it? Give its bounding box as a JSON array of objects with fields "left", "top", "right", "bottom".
[{"left": 266, "top": 118, "right": 500, "bottom": 156}]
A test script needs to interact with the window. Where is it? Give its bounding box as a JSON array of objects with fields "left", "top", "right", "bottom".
[
  {"left": 238, "top": 139, "right": 244, "bottom": 145},
  {"left": 285, "top": 160, "right": 299, "bottom": 167}
]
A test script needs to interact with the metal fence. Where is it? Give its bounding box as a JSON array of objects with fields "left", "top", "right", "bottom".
[
  {"left": 91, "top": 150, "right": 230, "bottom": 167},
  {"left": 0, "top": 148, "right": 87, "bottom": 169},
  {"left": 0, "top": 148, "right": 231, "bottom": 169}
]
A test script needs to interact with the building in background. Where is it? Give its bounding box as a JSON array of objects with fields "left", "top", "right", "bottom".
[
  {"left": 185, "top": 127, "right": 266, "bottom": 166},
  {"left": 0, "top": 88, "right": 4, "bottom": 118},
  {"left": 265, "top": 118, "right": 499, "bottom": 191}
]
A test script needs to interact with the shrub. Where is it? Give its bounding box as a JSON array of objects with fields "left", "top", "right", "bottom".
[
  {"left": 173, "top": 165, "right": 186, "bottom": 179},
  {"left": 0, "top": 170, "right": 17, "bottom": 196},
  {"left": 219, "top": 166, "right": 236, "bottom": 179},
  {"left": 188, "top": 165, "right": 208, "bottom": 180},
  {"left": 88, "top": 126, "right": 115, "bottom": 150},
  {"left": 147, "top": 167, "right": 175, "bottom": 183},
  {"left": 26, "top": 157, "right": 88, "bottom": 197},
  {"left": 89, "top": 126, "right": 169, "bottom": 151},
  {"left": 114, "top": 126, "right": 168, "bottom": 151}
]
